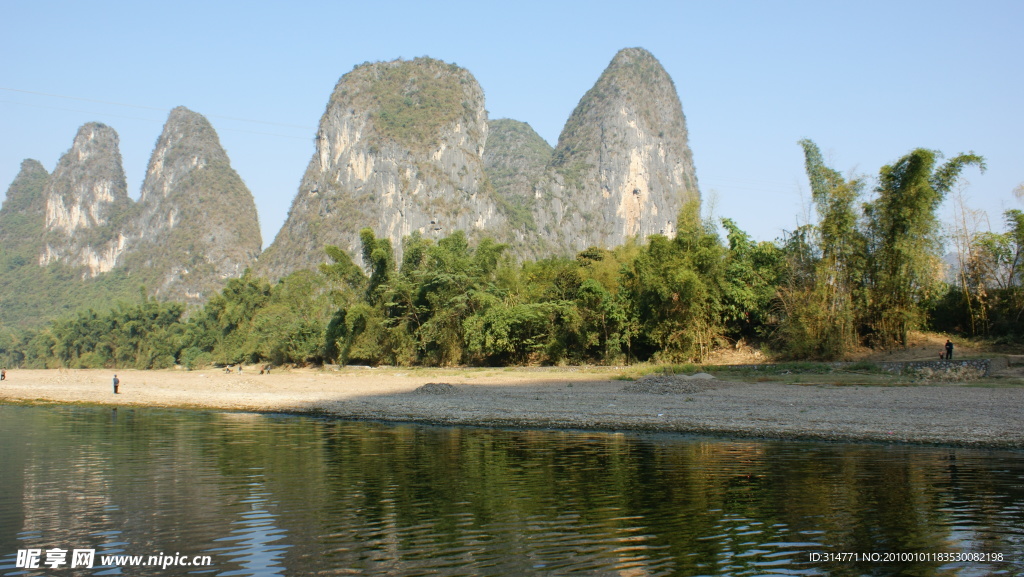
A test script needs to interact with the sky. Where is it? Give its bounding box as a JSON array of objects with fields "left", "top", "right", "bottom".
[{"left": 2, "top": 0, "right": 1022, "bottom": 250}]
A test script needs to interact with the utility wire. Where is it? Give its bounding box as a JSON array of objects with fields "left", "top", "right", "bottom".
[
  {"left": 0, "top": 99, "right": 310, "bottom": 141},
  {"left": 0, "top": 86, "right": 315, "bottom": 130}
]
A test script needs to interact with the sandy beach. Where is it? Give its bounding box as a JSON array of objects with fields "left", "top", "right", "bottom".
[{"left": 1, "top": 366, "right": 1022, "bottom": 448}]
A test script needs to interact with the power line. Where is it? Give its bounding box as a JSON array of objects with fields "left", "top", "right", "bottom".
[
  {"left": 0, "top": 87, "right": 164, "bottom": 111},
  {"left": 0, "top": 99, "right": 163, "bottom": 124},
  {"left": 0, "top": 99, "right": 310, "bottom": 141},
  {"left": 0, "top": 86, "right": 315, "bottom": 130}
]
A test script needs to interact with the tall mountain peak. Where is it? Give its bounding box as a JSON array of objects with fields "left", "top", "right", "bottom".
[
  {"left": 139, "top": 106, "right": 226, "bottom": 203},
  {"left": 126, "top": 106, "right": 262, "bottom": 302},
  {"left": 535, "top": 47, "right": 699, "bottom": 252},
  {"left": 258, "top": 57, "right": 506, "bottom": 279},
  {"left": 39, "top": 122, "right": 131, "bottom": 276}
]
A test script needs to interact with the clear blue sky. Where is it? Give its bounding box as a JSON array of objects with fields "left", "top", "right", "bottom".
[{"left": 2, "top": 0, "right": 1021, "bottom": 249}]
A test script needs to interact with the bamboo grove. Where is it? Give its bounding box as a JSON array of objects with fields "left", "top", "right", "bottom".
[{"left": 1, "top": 141, "right": 1021, "bottom": 369}]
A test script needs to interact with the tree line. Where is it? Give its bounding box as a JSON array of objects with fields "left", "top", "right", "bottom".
[{"left": 1, "top": 141, "right": 1020, "bottom": 369}]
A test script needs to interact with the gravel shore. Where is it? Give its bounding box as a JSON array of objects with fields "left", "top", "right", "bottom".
[{"left": 2, "top": 367, "right": 1021, "bottom": 448}]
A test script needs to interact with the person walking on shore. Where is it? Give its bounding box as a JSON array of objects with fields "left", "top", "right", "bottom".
[
  {"left": 945, "top": 340, "right": 954, "bottom": 360},
  {"left": 112, "top": 374, "right": 119, "bottom": 394},
  {"left": 1, "top": 368, "right": 5, "bottom": 380}
]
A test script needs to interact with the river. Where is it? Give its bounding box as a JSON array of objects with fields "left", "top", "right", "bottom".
[{"left": 0, "top": 405, "right": 1021, "bottom": 576}]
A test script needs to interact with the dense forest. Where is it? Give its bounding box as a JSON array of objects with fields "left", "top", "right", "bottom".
[{"left": 1, "top": 141, "right": 1021, "bottom": 370}]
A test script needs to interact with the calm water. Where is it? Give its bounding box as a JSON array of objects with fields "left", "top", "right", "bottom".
[{"left": 0, "top": 405, "right": 1022, "bottom": 577}]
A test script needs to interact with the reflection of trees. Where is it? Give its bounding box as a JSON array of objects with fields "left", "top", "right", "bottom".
[
  {"left": 3, "top": 407, "right": 1023, "bottom": 576},
  {"left": 4, "top": 408, "right": 289, "bottom": 576},
  {"left": 756, "top": 446, "right": 958, "bottom": 576}
]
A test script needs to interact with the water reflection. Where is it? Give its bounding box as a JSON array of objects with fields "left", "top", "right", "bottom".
[
  {"left": 215, "top": 471, "right": 288, "bottom": 576},
  {"left": 0, "top": 405, "right": 1021, "bottom": 576}
]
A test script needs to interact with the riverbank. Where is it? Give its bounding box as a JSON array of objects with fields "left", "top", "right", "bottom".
[{"left": 1, "top": 367, "right": 1022, "bottom": 448}]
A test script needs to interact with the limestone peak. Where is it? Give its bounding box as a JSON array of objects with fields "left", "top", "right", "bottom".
[
  {"left": 39, "top": 122, "right": 131, "bottom": 276},
  {"left": 125, "top": 106, "right": 262, "bottom": 302},
  {"left": 257, "top": 56, "right": 504, "bottom": 279}
]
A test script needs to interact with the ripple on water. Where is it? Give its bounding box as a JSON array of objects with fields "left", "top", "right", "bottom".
[{"left": 1, "top": 406, "right": 1023, "bottom": 576}]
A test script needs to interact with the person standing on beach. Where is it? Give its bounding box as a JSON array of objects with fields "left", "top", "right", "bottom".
[
  {"left": 1, "top": 368, "right": 5, "bottom": 380},
  {"left": 945, "top": 340, "right": 954, "bottom": 360},
  {"left": 112, "top": 374, "right": 119, "bottom": 394}
]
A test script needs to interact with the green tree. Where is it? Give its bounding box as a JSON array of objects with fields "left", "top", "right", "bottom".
[
  {"left": 360, "top": 228, "right": 395, "bottom": 306},
  {"left": 464, "top": 300, "right": 582, "bottom": 365},
  {"left": 620, "top": 201, "right": 725, "bottom": 362},
  {"left": 321, "top": 245, "right": 370, "bottom": 363},
  {"left": 865, "top": 149, "right": 984, "bottom": 347},
  {"left": 184, "top": 271, "right": 272, "bottom": 365},
  {"left": 41, "top": 296, "right": 185, "bottom": 369},
  {"left": 0, "top": 326, "right": 28, "bottom": 368},
  {"left": 574, "top": 279, "right": 627, "bottom": 363},
  {"left": 416, "top": 233, "right": 507, "bottom": 365},
  {"left": 250, "top": 270, "right": 333, "bottom": 365},
  {"left": 773, "top": 141, "right": 867, "bottom": 358},
  {"left": 719, "top": 218, "right": 784, "bottom": 343}
]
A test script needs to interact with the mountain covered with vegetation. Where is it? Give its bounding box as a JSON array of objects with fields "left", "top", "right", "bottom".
[
  {"left": 256, "top": 56, "right": 511, "bottom": 279},
  {"left": 122, "top": 106, "right": 262, "bottom": 302},
  {"left": 259, "top": 47, "right": 700, "bottom": 277},
  {"left": 0, "top": 108, "right": 261, "bottom": 328},
  {"left": 0, "top": 159, "right": 49, "bottom": 270},
  {"left": 482, "top": 119, "right": 554, "bottom": 258}
]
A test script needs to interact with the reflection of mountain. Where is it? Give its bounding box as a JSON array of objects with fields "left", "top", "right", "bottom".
[
  {"left": 222, "top": 476, "right": 289, "bottom": 576},
  {"left": 1, "top": 408, "right": 291, "bottom": 575},
  {"left": 1, "top": 406, "right": 1021, "bottom": 576},
  {"left": 0, "top": 409, "right": 29, "bottom": 558},
  {"left": 20, "top": 444, "right": 117, "bottom": 552}
]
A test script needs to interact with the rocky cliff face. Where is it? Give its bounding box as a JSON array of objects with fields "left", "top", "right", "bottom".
[
  {"left": 124, "top": 106, "right": 262, "bottom": 302},
  {"left": 531, "top": 47, "right": 700, "bottom": 253},
  {"left": 0, "top": 110, "right": 263, "bottom": 327},
  {"left": 263, "top": 48, "right": 701, "bottom": 276},
  {"left": 38, "top": 123, "right": 132, "bottom": 277},
  {"left": 257, "top": 57, "right": 507, "bottom": 279},
  {"left": 4, "top": 47, "right": 700, "bottom": 325}
]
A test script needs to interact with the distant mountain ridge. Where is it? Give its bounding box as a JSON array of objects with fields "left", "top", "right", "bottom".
[
  {"left": 0, "top": 47, "right": 700, "bottom": 326},
  {"left": 0, "top": 107, "right": 261, "bottom": 327}
]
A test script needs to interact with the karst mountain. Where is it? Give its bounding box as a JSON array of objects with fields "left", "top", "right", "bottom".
[{"left": 0, "top": 47, "right": 699, "bottom": 326}]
